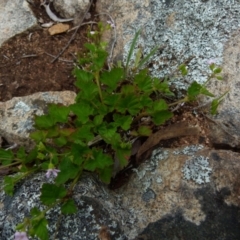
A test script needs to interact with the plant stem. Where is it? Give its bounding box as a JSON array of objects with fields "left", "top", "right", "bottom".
[
  {"left": 0, "top": 160, "right": 22, "bottom": 169},
  {"left": 168, "top": 97, "right": 188, "bottom": 107},
  {"left": 95, "top": 71, "right": 103, "bottom": 103}
]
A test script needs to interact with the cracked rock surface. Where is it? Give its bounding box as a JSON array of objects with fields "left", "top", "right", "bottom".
[{"left": 1, "top": 146, "right": 240, "bottom": 239}]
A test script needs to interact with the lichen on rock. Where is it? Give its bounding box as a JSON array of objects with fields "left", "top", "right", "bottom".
[{"left": 182, "top": 155, "right": 212, "bottom": 184}]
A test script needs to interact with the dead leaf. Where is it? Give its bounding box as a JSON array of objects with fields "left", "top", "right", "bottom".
[{"left": 136, "top": 122, "right": 200, "bottom": 162}]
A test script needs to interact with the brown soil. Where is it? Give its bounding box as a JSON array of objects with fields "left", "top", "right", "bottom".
[{"left": 0, "top": 0, "right": 98, "bottom": 102}]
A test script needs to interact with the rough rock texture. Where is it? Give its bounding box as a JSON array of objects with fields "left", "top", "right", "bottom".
[
  {"left": 0, "top": 0, "right": 37, "bottom": 47},
  {"left": 0, "top": 91, "right": 76, "bottom": 148},
  {"left": 1, "top": 146, "right": 240, "bottom": 239},
  {"left": 0, "top": 173, "right": 126, "bottom": 240},
  {"left": 53, "top": 0, "right": 90, "bottom": 19},
  {"left": 116, "top": 146, "right": 240, "bottom": 239},
  {"left": 97, "top": 0, "right": 240, "bottom": 88},
  {"left": 207, "top": 30, "right": 240, "bottom": 148}
]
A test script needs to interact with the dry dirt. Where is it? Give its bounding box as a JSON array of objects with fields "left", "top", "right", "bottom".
[{"left": 0, "top": 0, "right": 98, "bottom": 102}]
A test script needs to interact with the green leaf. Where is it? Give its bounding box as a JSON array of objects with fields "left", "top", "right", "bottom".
[
  {"left": 84, "top": 43, "right": 96, "bottom": 52},
  {"left": 54, "top": 136, "right": 67, "bottom": 147},
  {"left": 117, "top": 94, "right": 142, "bottom": 115},
  {"left": 70, "top": 125, "right": 94, "bottom": 143},
  {"left": 40, "top": 183, "right": 67, "bottom": 205},
  {"left": 139, "top": 95, "right": 152, "bottom": 108},
  {"left": 121, "top": 84, "right": 136, "bottom": 95},
  {"left": 26, "top": 147, "right": 38, "bottom": 163},
  {"left": 46, "top": 126, "right": 59, "bottom": 138},
  {"left": 100, "top": 67, "right": 124, "bottom": 91},
  {"left": 138, "top": 46, "right": 159, "bottom": 69},
  {"left": 92, "top": 49, "right": 108, "bottom": 70},
  {"left": 30, "top": 130, "right": 47, "bottom": 143},
  {"left": 134, "top": 69, "right": 153, "bottom": 93},
  {"left": 152, "top": 110, "right": 173, "bottom": 125},
  {"left": 147, "top": 99, "right": 169, "bottom": 115},
  {"left": 34, "top": 115, "right": 54, "bottom": 129},
  {"left": 70, "top": 102, "right": 95, "bottom": 124},
  {"left": 70, "top": 144, "right": 90, "bottom": 165},
  {"left": 93, "top": 114, "right": 104, "bottom": 126},
  {"left": 211, "top": 99, "right": 220, "bottom": 115},
  {"left": 0, "top": 149, "right": 14, "bottom": 165},
  {"left": 126, "top": 29, "right": 141, "bottom": 72},
  {"left": 200, "top": 87, "right": 215, "bottom": 97},
  {"left": 103, "top": 93, "right": 120, "bottom": 109},
  {"left": 73, "top": 68, "right": 94, "bottom": 83},
  {"left": 98, "top": 124, "right": 121, "bottom": 144},
  {"left": 99, "top": 166, "right": 113, "bottom": 183},
  {"left": 55, "top": 156, "right": 80, "bottom": 184},
  {"left": 115, "top": 147, "right": 131, "bottom": 168},
  {"left": 209, "top": 63, "right": 215, "bottom": 71},
  {"left": 137, "top": 126, "right": 152, "bottom": 136},
  {"left": 153, "top": 79, "right": 174, "bottom": 96},
  {"left": 61, "top": 199, "right": 77, "bottom": 214},
  {"left": 48, "top": 104, "right": 70, "bottom": 124},
  {"left": 3, "top": 176, "right": 15, "bottom": 196},
  {"left": 31, "top": 216, "right": 49, "bottom": 240},
  {"left": 134, "top": 47, "right": 142, "bottom": 68},
  {"left": 113, "top": 114, "right": 132, "bottom": 131},
  {"left": 213, "top": 67, "right": 222, "bottom": 74},
  {"left": 37, "top": 152, "right": 45, "bottom": 160},
  {"left": 216, "top": 75, "right": 223, "bottom": 80},
  {"left": 16, "top": 147, "right": 26, "bottom": 161},
  {"left": 178, "top": 64, "right": 188, "bottom": 76},
  {"left": 37, "top": 142, "right": 47, "bottom": 152},
  {"left": 187, "top": 81, "right": 202, "bottom": 101},
  {"left": 152, "top": 99, "right": 168, "bottom": 112},
  {"left": 75, "top": 81, "right": 99, "bottom": 100},
  {"left": 84, "top": 149, "right": 113, "bottom": 171}
]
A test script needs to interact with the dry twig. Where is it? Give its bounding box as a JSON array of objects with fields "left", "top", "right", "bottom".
[{"left": 51, "top": 0, "right": 93, "bottom": 63}]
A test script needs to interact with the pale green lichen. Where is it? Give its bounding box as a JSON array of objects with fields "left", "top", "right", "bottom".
[{"left": 182, "top": 156, "right": 212, "bottom": 184}]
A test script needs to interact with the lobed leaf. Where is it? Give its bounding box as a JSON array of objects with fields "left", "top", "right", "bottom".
[
  {"left": 151, "top": 110, "right": 173, "bottom": 125},
  {"left": 99, "top": 166, "right": 113, "bottom": 183},
  {"left": 61, "top": 199, "right": 77, "bottom": 214},
  {"left": 73, "top": 68, "right": 94, "bottom": 83},
  {"left": 134, "top": 69, "right": 153, "bottom": 93},
  {"left": 48, "top": 104, "right": 70, "bottom": 124},
  {"left": 40, "top": 183, "right": 67, "bottom": 205},
  {"left": 84, "top": 149, "right": 113, "bottom": 171},
  {"left": 0, "top": 149, "right": 14, "bottom": 165},
  {"left": 4, "top": 176, "right": 15, "bottom": 196},
  {"left": 100, "top": 67, "right": 124, "bottom": 91},
  {"left": 113, "top": 114, "right": 132, "bottom": 131},
  {"left": 187, "top": 81, "right": 202, "bottom": 101},
  {"left": 70, "top": 102, "right": 95, "bottom": 124},
  {"left": 137, "top": 126, "right": 152, "bottom": 136},
  {"left": 55, "top": 156, "right": 80, "bottom": 184}
]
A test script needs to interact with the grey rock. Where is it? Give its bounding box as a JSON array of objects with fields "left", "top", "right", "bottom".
[
  {"left": 97, "top": 0, "right": 240, "bottom": 89},
  {"left": 0, "top": 0, "right": 37, "bottom": 47},
  {"left": 116, "top": 146, "right": 240, "bottom": 239},
  {"left": 0, "top": 172, "right": 126, "bottom": 240},
  {"left": 1, "top": 146, "right": 240, "bottom": 239},
  {"left": 0, "top": 91, "right": 76, "bottom": 149},
  {"left": 53, "top": 0, "right": 90, "bottom": 19}
]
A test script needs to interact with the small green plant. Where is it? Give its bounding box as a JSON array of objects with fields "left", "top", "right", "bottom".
[{"left": 0, "top": 22, "right": 225, "bottom": 240}]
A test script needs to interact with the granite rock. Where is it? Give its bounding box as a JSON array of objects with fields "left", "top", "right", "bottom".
[
  {"left": 53, "top": 0, "right": 90, "bottom": 19},
  {"left": 0, "top": 91, "right": 76, "bottom": 149},
  {"left": 0, "top": 0, "right": 37, "bottom": 47},
  {"left": 1, "top": 146, "right": 240, "bottom": 239}
]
